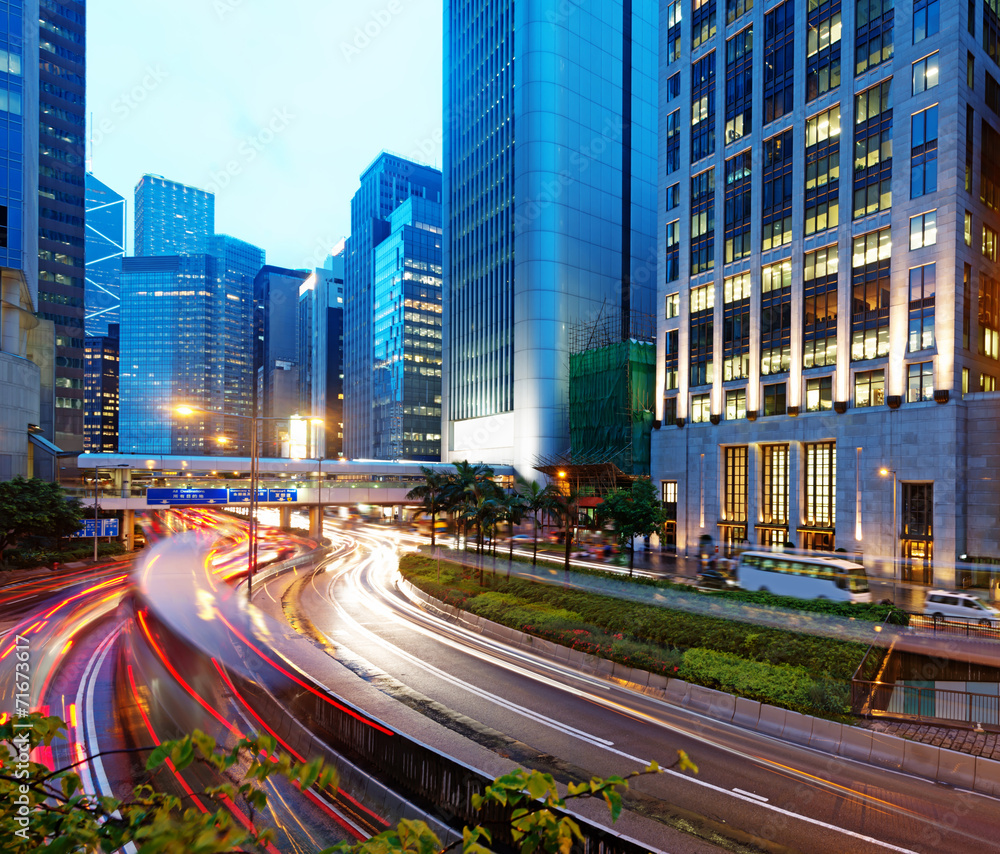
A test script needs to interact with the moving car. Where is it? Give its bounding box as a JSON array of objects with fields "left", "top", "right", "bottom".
[{"left": 922, "top": 590, "right": 1000, "bottom": 626}]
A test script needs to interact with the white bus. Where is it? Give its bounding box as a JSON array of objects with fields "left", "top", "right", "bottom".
[{"left": 734, "top": 552, "right": 872, "bottom": 603}]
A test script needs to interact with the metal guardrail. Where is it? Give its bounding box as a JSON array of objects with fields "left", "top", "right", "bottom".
[
  {"left": 852, "top": 680, "right": 1000, "bottom": 730},
  {"left": 908, "top": 613, "right": 1000, "bottom": 641}
]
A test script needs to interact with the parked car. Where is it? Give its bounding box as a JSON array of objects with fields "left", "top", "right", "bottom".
[{"left": 922, "top": 590, "right": 1000, "bottom": 626}]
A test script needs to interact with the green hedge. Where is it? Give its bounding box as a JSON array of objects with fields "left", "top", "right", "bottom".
[
  {"left": 399, "top": 554, "right": 866, "bottom": 683},
  {"left": 680, "top": 649, "right": 849, "bottom": 716}
]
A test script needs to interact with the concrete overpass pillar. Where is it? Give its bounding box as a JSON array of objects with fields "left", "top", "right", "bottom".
[
  {"left": 309, "top": 506, "right": 322, "bottom": 539},
  {"left": 279, "top": 506, "right": 292, "bottom": 528},
  {"left": 121, "top": 509, "right": 134, "bottom": 551}
]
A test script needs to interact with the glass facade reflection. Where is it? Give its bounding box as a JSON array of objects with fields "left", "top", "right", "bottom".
[
  {"left": 84, "top": 173, "right": 125, "bottom": 335},
  {"left": 344, "top": 153, "right": 442, "bottom": 459},
  {"left": 444, "top": 0, "right": 659, "bottom": 472},
  {"left": 372, "top": 196, "right": 442, "bottom": 461},
  {"left": 134, "top": 174, "right": 214, "bottom": 257}
]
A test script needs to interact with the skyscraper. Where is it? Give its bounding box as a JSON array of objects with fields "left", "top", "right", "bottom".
[
  {"left": 0, "top": 0, "right": 50, "bottom": 479},
  {"left": 134, "top": 174, "right": 214, "bottom": 257},
  {"left": 298, "top": 251, "right": 345, "bottom": 459},
  {"left": 344, "top": 153, "right": 442, "bottom": 459},
  {"left": 38, "top": 0, "right": 86, "bottom": 453},
  {"left": 443, "top": 1, "right": 659, "bottom": 474},
  {"left": 118, "top": 236, "right": 263, "bottom": 456},
  {"left": 651, "top": 0, "right": 1000, "bottom": 585},
  {"left": 83, "top": 324, "right": 118, "bottom": 453},
  {"left": 254, "top": 265, "right": 309, "bottom": 456},
  {"left": 211, "top": 233, "right": 265, "bottom": 448},
  {"left": 372, "top": 195, "right": 443, "bottom": 461},
  {"left": 84, "top": 173, "right": 126, "bottom": 336}
]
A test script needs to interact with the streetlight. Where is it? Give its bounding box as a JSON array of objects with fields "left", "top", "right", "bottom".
[
  {"left": 879, "top": 467, "right": 898, "bottom": 603},
  {"left": 175, "top": 405, "right": 323, "bottom": 601}
]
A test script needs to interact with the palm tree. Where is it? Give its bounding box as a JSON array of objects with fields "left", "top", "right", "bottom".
[
  {"left": 516, "top": 478, "right": 555, "bottom": 566},
  {"left": 406, "top": 467, "right": 449, "bottom": 549},
  {"left": 551, "top": 482, "right": 585, "bottom": 575},
  {"left": 499, "top": 489, "right": 529, "bottom": 576},
  {"left": 447, "top": 461, "right": 495, "bottom": 552}
]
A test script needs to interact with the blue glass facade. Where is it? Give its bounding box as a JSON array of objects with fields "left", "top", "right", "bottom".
[
  {"left": 84, "top": 173, "right": 125, "bottom": 335},
  {"left": 38, "top": 0, "right": 85, "bottom": 449},
  {"left": 134, "top": 174, "right": 215, "bottom": 257},
  {"left": 119, "top": 237, "right": 263, "bottom": 456},
  {"left": 372, "top": 196, "right": 442, "bottom": 461},
  {"left": 444, "top": 0, "right": 659, "bottom": 473},
  {"left": 344, "top": 153, "right": 442, "bottom": 459},
  {"left": 0, "top": 0, "right": 42, "bottom": 479}
]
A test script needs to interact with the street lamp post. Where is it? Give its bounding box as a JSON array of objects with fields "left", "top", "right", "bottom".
[
  {"left": 879, "top": 467, "right": 898, "bottom": 603},
  {"left": 93, "top": 466, "right": 100, "bottom": 562},
  {"left": 175, "top": 405, "right": 323, "bottom": 601}
]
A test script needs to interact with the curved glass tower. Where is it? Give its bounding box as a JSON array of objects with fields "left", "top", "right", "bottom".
[{"left": 443, "top": 0, "right": 659, "bottom": 475}]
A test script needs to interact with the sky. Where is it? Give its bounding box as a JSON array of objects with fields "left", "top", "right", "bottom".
[{"left": 87, "top": 0, "right": 444, "bottom": 269}]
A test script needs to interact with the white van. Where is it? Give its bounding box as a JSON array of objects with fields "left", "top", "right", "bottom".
[{"left": 922, "top": 590, "right": 1000, "bottom": 626}]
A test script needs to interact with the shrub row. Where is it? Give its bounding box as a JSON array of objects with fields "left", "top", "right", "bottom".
[
  {"left": 703, "top": 589, "right": 909, "bottom": 625},
  {"left": 399, "top": 555, "right": 866, "bottom": 682},
  {"left": 2, "top": 541, "right": 126, "bottom": 569}
]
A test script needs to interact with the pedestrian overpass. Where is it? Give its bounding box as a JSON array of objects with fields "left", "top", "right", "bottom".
[{"left": 72, "top": 453, "right": 514, "bottom": 545}]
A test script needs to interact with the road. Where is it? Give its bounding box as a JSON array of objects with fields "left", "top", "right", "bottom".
[{"left": 271, "top": 524, "right": 1000, "bottom": 854}]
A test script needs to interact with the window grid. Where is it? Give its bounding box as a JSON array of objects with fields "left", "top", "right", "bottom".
[
  {"left": 726, "top": 388, "right": 746, "bottom": 419},
  {"left": 983, "top": 120, "right": 1000, "bottom": 211},
  {"left": 806, "top": 376, "right": 834, "bottom": 411},
  {"left": 805, "top": 105, "right": 842, "bottom": 235},
  {"left": 692, "top": 393, "right": 712, "bottom": 423},
  {"left": 851, "top": 228, "right": 891, "bottom": 361},
  {"left": 691, "top": 168, "right": 716, "bottom": 275},
  {"left": 723, "top": 272, "right": 751, "bottom": 380},
  {"left": 910, "top": 105, "right": 938, "bottom": 199},
  {"left": 854, "top": 368, "right": 885, "bottom": 406},
  {"left": 913, "top": 0, "right": 939, "bottom": 44},
  {"left": 912, "top": 52, "right": 939, "bottom": 94},
  {"left": 979, "top": 272, "right": 1000, "bottom": 359},
  {"left": 855, "top": 0, "right": 894, "bottom": 75},
  {"left": 665, "top": 220, "right": 680, "bottom": 283},
  {"left": 853, "top": 80, "right": 893, "bottom": 219},
  {"left": 804, "top": 441, "right": 837, "bottom": 527},
  {"left": 690, "top": 283, "right": 715, "bottom": 386},
  {"left": 763, "top": 1, "right": 795, "bottom": 124},
  {"left": 909, "top": 210, "right": 937, "bottom": 249},
  {"left": 665, "top": 329, "right": 679, "bottom": 391},
  {"left": 724, "top": 446, "right": 749, "bottom": 522},
  {"left": 804, "top": 245, "right": 839, "bottom": 368},
  {"left": 691, "top": 53, "right": 717, "bottom": 163},
  {"left": 666, "top": 109, "right": 680, "bottom": 175},
  {"left": 724, "top": 149, "right": 752, "bottom": 264},
  {"left": 763, "top": 382, "right": 787, "bottom": 416},
  {"left": 908, "top": 263, "right": 936, "bottom": 351},
  {"left": 692, "top": 0, "right": 717, "bottom": 50},
  {"left": 908, "top": 360, "right": 934, "bottom": 401},
  {"left": 902, "top": 482, "right": 933, "bottom": 539},
  {"left": 761, "top": 267, "right": 792, "bottom": 375},
  {"left": 725, "top": 26, "right": 753, "bottom": 145},
  {"left": 989, "top": 0, "right": 1000, "bottom": 69},
  {"left": 761, "top": 444, "right": 790, "bottom": 524},
  {"left": 807, "top": 0, "right": 843, "bottom": 102},
  {"left": 762, "top": 129, "right": 793, "bottom": 251},
  {"left": 666, "top": 0, "right": 682, "bottom": 64}
]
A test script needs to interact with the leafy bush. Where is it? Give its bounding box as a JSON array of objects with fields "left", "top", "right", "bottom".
[
  {"left": 680, "top": 648, "right": 849, "bottom": 716},
  {"left": 3, "top": 541, "right": 126, "bottom": 569}
]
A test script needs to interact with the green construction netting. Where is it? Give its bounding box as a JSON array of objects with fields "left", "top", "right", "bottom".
[{"left": 569, "top": 340, "right": 656, "bottom": 476}]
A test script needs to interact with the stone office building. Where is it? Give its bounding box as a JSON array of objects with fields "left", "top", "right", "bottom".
[{"left": 652, "top": 0, "right": 1000, "bottom": 588}]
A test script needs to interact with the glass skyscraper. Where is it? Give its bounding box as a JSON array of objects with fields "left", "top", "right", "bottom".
[
  {"left": 443, "top": 0, "right": 659, "bottom": 474},
  {"left": 84, "top": 173, "right": 125, "bottom": 336},
  {"left": 344, "top": 153, "right": 442, "bottom": 459},
  {"left": 119, "top": 237, "right": 264, "bottom": 456},
  {"left": 0, "top": 0, "right": 48, "bottom": 479},
  {"left": 83, "top": 324, "right": 118, "bottom": 453},
  {"left": 372, "top": 195, "right": 443, "bottom": 461},
  {"left": 38, "top": 0, "right": 86, "bottom": 452},
  {"left": 134, "top": 174, "right": 215, "bottom": 257}
]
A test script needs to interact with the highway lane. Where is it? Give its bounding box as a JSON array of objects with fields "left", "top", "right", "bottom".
[{"left": 284, "top": 526, "right": 1000, "bottom": 854}]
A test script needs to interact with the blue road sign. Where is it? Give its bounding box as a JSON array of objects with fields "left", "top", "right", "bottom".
[
  {"left": 146, "top": 488, "right": 230, "bottom": 506},
  {"left": 72, "top": 518, "right": 120, "bottom": 538},
  {"left": 267, "top": 489, "right": 298, "bottom": 502},
  {"left": 226, "top": 488, "right": 269, "bottom": 503}
]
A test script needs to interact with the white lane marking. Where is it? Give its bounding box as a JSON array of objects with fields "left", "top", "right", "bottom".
[
  {"left": 331, "top": 541, "right": 926, "bottom": 854},
  {"left": 733, "top": 788, "right": 768, "bottom": 802}
]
